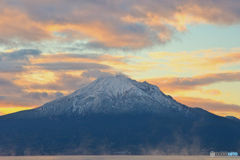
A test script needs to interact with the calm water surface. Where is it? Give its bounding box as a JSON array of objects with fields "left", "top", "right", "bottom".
[{"left": 0, "top": 156, "right": 239, "bottom": 160}]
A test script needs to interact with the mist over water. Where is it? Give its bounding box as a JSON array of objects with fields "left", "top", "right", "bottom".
[{"left": 0, "top": 156, "right": 239, "bottom": 160}]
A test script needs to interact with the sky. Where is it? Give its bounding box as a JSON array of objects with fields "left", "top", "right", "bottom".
[{"left": 0, "top": 0, "right": 240, "bottom": 118}]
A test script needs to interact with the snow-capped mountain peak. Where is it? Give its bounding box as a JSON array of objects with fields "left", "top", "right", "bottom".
[
  {"left": 72, "top": 75, "right": 140, "bottom": 97},
  {"left": 35, "top": 75, "right": 192, "bottom": 116}
]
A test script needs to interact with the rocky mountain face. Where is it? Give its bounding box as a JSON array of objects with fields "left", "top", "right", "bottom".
[{"left": 0, "top": 75, "right": 240, "bottom": 155}]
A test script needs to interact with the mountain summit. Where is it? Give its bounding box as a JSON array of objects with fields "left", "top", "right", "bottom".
[{"left": 1, "top": 75, "right": 240, "bottom": 155}]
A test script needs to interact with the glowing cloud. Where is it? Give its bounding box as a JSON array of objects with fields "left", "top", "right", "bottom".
[
  {"left": 148, "top": 49, "right": 240, "bottom": 73},
  {"left": 145, "top": 72, "right": 240, "bottom": 92},
  {"left": 1, "top": 0, "right": 240, "bottom": 49}
]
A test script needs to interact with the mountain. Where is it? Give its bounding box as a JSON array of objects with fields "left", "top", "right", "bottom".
[
  {"left": 19, "top": 75, "right": 196, "bottom": 117},
  {"left": 0, "top": 75, "right": 240, "bottom": 155}
]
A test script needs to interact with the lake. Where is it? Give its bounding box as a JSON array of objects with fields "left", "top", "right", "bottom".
[{"left": 0, "top": 156, "right": 239, "bottom": 160}]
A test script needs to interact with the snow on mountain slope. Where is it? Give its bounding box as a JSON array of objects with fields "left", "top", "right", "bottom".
[{"left": 34, "top": 75, "right": 194, "bottom": 117}]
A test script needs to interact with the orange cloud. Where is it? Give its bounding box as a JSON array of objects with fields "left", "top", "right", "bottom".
[
  {"left": 148, "top": 49, "right": 240, "bottom": 72},
  {"left": 0, "top": 97, "right": 38, "bottom": 108},
  {"left": 1, "top": 0, "right": 240, "bottom": 49},
  {"left": 207, "top": 52, "right": 240, "bottom": 65},
  {"left": 29, "top": 53, "right": 127, "bottom": 67},
  {"left": 144, "top": 71, "right": 240, "bottom": 93},
  {"left": 47, "top": 23, "right": 151, "bottom": 49},
  {"left": 27, "top": 53, "right": 156, "bottom": 73},
  {"left": 0, "top": 2, "right": 50, "bottom": 41},
  {"left": 0, "top": 2, "right": 153, "bottom": 49}
]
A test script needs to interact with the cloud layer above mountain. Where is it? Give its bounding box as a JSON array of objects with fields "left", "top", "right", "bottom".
[{"left": 1, "top": 0, "right": 240, "bottom": 49}]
